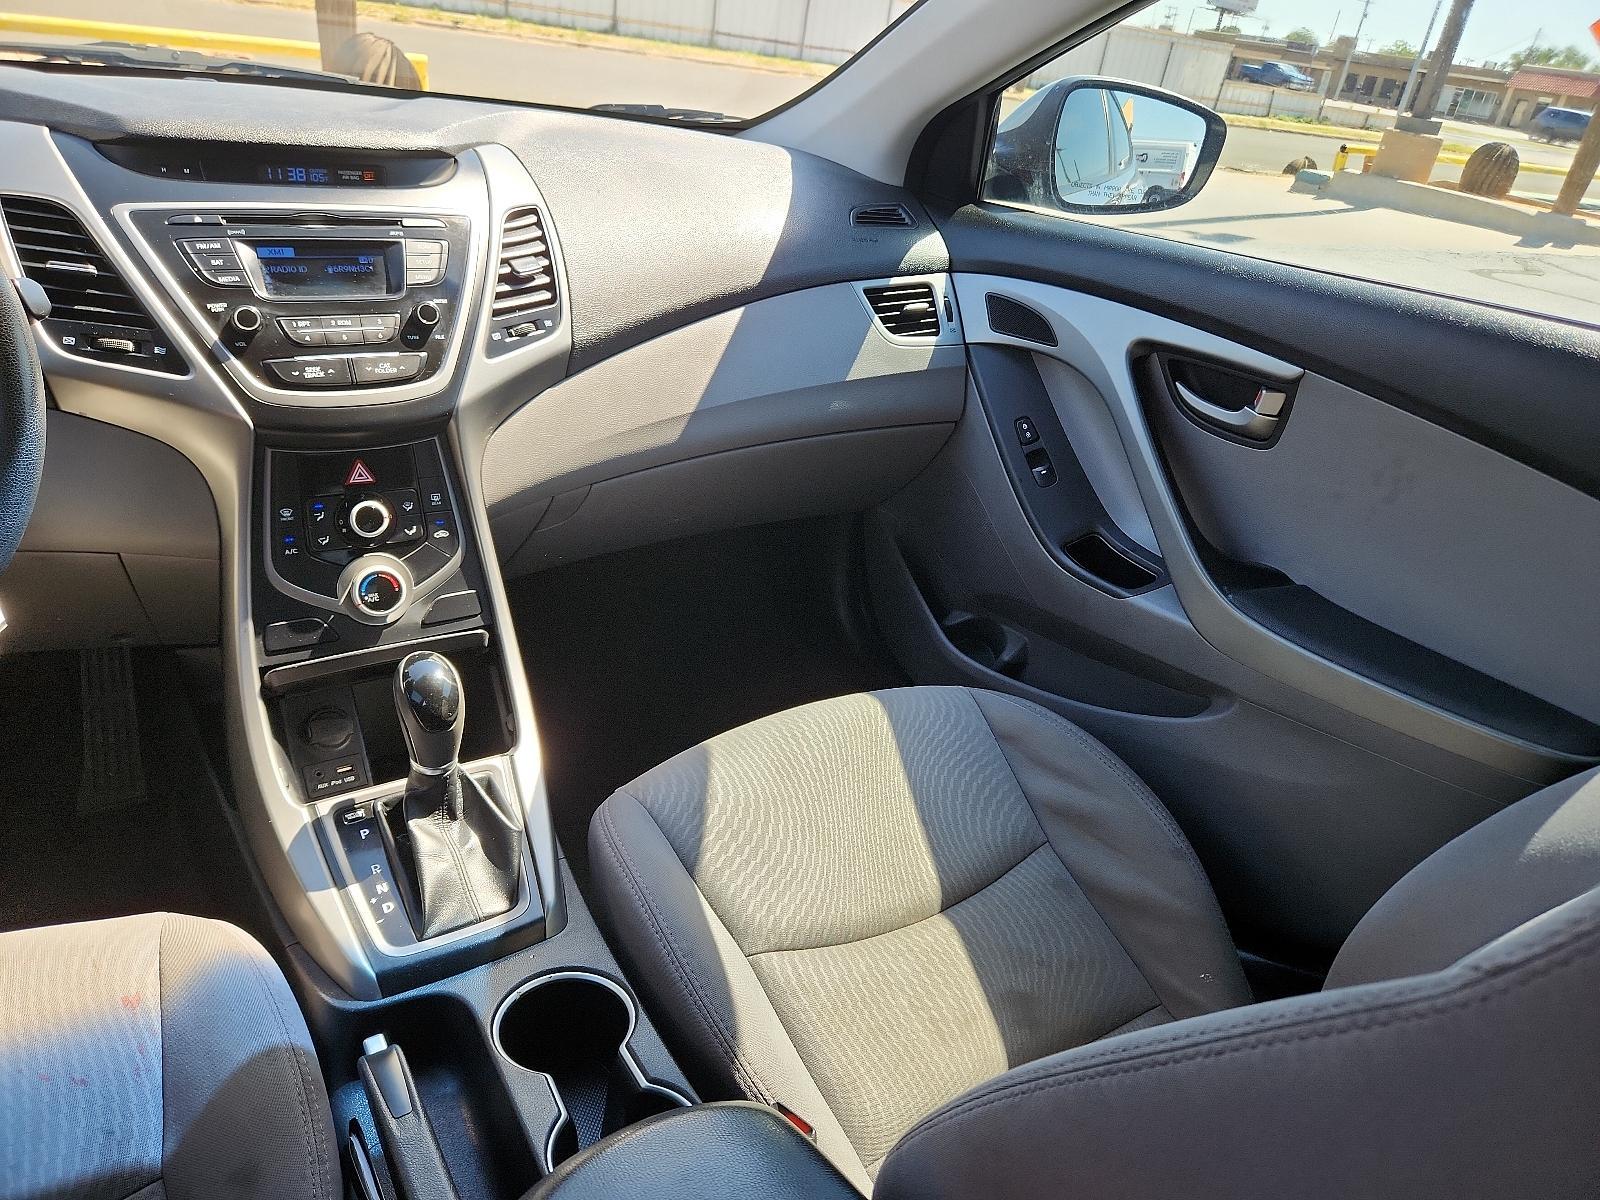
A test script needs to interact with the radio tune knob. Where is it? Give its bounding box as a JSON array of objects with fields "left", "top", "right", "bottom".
[
  {"left": 230, "top": 305, "right": 263, "bottom": 332},
  {"left": 412, "top": 300, "right": 441, "bottom": 328},
  {"left": 346, "top": 496, "right": 394, "bottom": 542}
]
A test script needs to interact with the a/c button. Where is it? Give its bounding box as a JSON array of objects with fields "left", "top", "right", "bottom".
[{"left": 351, "top": 353, "right": 425, "bottom": 385}]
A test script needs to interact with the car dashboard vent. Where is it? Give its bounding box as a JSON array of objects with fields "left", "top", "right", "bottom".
[
  {"left": 863, "top": 282, "right": 941, "bottom": 339},
  {"left": 0, "top": 195, "right": 183, "bottom": 373},
  {"left": 488, "top": 205, "right": 559, "bottom": 352},
  {"left": 852, "top": 203, "right": 916, "bottom": 228}
]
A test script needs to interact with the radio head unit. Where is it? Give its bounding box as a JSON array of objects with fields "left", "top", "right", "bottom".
[{"left": 127, "top": 208, "right": 472, "bottom": 405}]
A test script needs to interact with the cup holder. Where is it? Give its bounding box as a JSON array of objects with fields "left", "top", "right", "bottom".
[{"left": 493, "top": 972, "right": 691, "bottom": 1167}]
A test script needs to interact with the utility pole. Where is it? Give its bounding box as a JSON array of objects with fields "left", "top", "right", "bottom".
[
  {"left": 1408, "top": 0, "right": 1475, "bottom": 120},
  {"left": 314, "top": 0, "right": 357, "bottom": 68},
  {"left": 1553, "top": 96, "right": 1600, "bottom": 215},
  {"left": 1334, "top": 0, "right": 1371, "bottom": 101},
  {"left": 1397, "top": 0, "right": 1443, "bottom": 112}
]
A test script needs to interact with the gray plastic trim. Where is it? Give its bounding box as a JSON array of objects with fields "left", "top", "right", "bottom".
[
  {"left": 954, "top": 272, "right": 1590, "bottom": 780},
  {"left": 482, "top": 278, "right": 965, "bottom": 555}
]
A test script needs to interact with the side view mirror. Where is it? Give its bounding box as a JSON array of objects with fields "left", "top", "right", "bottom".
[{"left": 986, "top": 77, "right": 1227, "bottom": 215}]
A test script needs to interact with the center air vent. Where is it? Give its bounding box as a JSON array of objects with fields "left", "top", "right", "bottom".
[
  {"left": 488, "top": 206, "right": 559, "bottom": 353},
  {"left": 0, "top": 196, "right": 183, "bottom": 373},
  {"left": 852, "top": 203, "right": 916, "bottom": 228},
  {"left": 863, "top": 282, "right": 941, "bottom": 339}
]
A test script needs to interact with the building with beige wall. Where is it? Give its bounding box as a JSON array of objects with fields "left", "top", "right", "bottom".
[{"left": 1500, "top": 66, "right": 1600, "bottom": 128}]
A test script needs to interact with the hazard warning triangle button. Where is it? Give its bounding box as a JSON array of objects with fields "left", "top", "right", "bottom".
[{"left": 345, "top": 459, "right": 377, "bottom": 487}]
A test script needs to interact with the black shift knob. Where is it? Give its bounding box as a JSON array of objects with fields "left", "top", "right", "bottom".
[{"left": 395, "top": 651, "right": 463, "bottom": 774}]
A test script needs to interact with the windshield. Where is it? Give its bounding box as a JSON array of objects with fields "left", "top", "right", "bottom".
[{"left": 0, "top": 0, "right": 919, "bottom": 123}]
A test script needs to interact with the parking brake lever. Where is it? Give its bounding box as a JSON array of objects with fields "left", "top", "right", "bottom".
[{"left": 357, "top": 1034, "right": 461, "bottom": 1200}]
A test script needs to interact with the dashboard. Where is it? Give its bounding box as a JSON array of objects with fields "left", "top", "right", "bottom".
[{"left": 0, "top": 63, "right": 963, "bottom": 996}]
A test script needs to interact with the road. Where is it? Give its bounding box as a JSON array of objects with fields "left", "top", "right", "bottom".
[
  {"left": 1, "top": 0, "right": 813, "bottom": 117},
  {"left": 1096, "top": 171, "right": 1600, "bottom": 328},
  {"left": 1222, "top": 126, "right": 1600, "bottom": 206}
]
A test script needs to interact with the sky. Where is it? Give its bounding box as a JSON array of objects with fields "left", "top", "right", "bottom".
[{"left": 1132, "top": 1, "right": 1600, "bottom": 67}]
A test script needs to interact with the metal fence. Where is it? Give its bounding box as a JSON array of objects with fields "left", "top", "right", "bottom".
[
  {"left": 421, "top": 0, "right": 916, "bottom": 64},
  {"left": 1024, "top": 24, "right": 1232, "bottom": 103}
]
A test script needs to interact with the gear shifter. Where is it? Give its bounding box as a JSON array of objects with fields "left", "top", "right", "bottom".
[{"left": 383, "top": 651, "right": 523, "bottom": 939}]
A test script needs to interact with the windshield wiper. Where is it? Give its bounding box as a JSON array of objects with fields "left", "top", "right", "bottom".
[
  {"left": 590, "top": 102, "right": 742, "bottom": 126},
  {"left": 0, "top": 40, "right": 351, "bottom": 85}
]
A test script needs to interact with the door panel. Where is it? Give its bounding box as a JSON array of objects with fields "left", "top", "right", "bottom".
[
  {"left": 952, "top": 272, "right": 1590, "bottom": 781},
  {"left": 866, "top": 208, "right": 1600, "bottom": 965},
  {"left": 1146, "top": 369, "right": 1600, "bottom": 732}
]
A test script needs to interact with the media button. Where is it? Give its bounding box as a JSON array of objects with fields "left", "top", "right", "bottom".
[{"left": 351, "top": 353, "right": 425, "bottom": 385}]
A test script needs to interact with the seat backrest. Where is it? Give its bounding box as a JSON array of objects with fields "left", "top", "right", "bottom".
[
  {"left": 875, "top": 769, "right": 1600, "bottom": 1200},
  {"left": 1326, "top": 766, "right": 1600, "bottom": 989}
]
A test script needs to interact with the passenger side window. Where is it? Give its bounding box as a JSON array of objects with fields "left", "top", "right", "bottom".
[{"left": 982, "top": 14, "right": 1600, "bottom": 329}]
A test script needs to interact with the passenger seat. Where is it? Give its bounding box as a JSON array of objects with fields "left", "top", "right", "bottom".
[
  {"left": 590, "top": 686, "right": 1600, "bottom": 1194},
  {"left": 0, "top": 912, "right": 337, "bottom": 1200}
]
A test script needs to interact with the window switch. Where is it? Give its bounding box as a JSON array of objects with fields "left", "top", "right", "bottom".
[
  {"left": 1026, "top": 448, "right": 1057, "bottom": 488},
  {"left": 1015, "top": 416, "right": 1040, "bottom": 446}
]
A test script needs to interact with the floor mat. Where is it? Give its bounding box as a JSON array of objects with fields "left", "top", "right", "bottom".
[
  {"left": 0, "top": 649, "right": 274, "bottom": 942},
  {"left": 508, "top": 518, "right": 904, "bottom": 885}
]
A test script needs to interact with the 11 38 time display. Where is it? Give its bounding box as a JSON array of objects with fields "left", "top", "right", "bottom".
[{"left": 256, "top": 163, "right": 385, "bottom": 186}]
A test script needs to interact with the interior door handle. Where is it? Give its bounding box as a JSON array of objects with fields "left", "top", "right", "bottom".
[{"left": 1173, "top": 379, "right": 1287, "bottom": 441}]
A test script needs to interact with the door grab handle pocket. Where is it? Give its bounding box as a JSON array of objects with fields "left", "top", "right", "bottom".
[{"left": 1173, "top": 380, "right": 1285, "bottom": 441}]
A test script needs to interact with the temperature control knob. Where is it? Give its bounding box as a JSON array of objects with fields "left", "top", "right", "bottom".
[
  {"left": 231, "top": 305, "right": 263, "bottom": 333},
  {"left": 412, "top": 300, "right": 441, "bottom": 328},
  {"left": 338, "top": 554, "right": 413, "bottom": 625}
]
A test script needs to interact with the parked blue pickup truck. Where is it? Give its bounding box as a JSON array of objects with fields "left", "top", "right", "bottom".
[{"left": 1238, "top": 60, "right": 1316, "bottom": 90}]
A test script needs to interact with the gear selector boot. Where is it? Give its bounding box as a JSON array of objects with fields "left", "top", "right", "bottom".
[{"left": 383, "top": 650, "right": 523, "bottom": 938}]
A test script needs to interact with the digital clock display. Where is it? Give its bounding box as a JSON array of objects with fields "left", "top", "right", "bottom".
[{"left": 256, "top": 163, "right": 385, "bottom": 187}]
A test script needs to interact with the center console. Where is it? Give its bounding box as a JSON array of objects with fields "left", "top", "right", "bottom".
[{"left": 11, "top": 128, "right": 741, "bottom": 1200}]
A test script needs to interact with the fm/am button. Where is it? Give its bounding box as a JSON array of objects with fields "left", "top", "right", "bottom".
[{"left": 351, "top": 352, "right": 425, "bottom": 385}]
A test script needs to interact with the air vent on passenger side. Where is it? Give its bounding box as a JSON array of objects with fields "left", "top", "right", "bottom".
[
  {"left": 852, "top": 203, "right": 916, "bottom": 228},
  {"left": 0, "top": 196, "right": 184, "bottom": 373},
  {"left": 863, "top": 283, "right": 941, "bottom": 339},
  {"left": 487, "top": 205, "right": 559, "bottom": 353},
  {"left": 985, "top": 294, "right": 1058, "bottom": 347}
]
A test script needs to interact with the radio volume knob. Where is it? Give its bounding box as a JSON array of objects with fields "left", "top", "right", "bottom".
[
  {"left": 412, "top": 300, "right": 441, "bottom": 328},
  {"left": 231, "top": 305, "right": 263, "bottom": 332}
]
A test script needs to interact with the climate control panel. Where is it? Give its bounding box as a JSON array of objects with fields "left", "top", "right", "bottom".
[
  {"left": 267, "top": 441, "right": 461, "bottom": 622},
  {"left": 128, "top": 209, "right": 471, "bottom": 402}
]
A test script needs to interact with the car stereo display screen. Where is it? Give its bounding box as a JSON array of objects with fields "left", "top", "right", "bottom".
[{"left": 253, "top": 242, "right": 391, "bottom": 299}]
